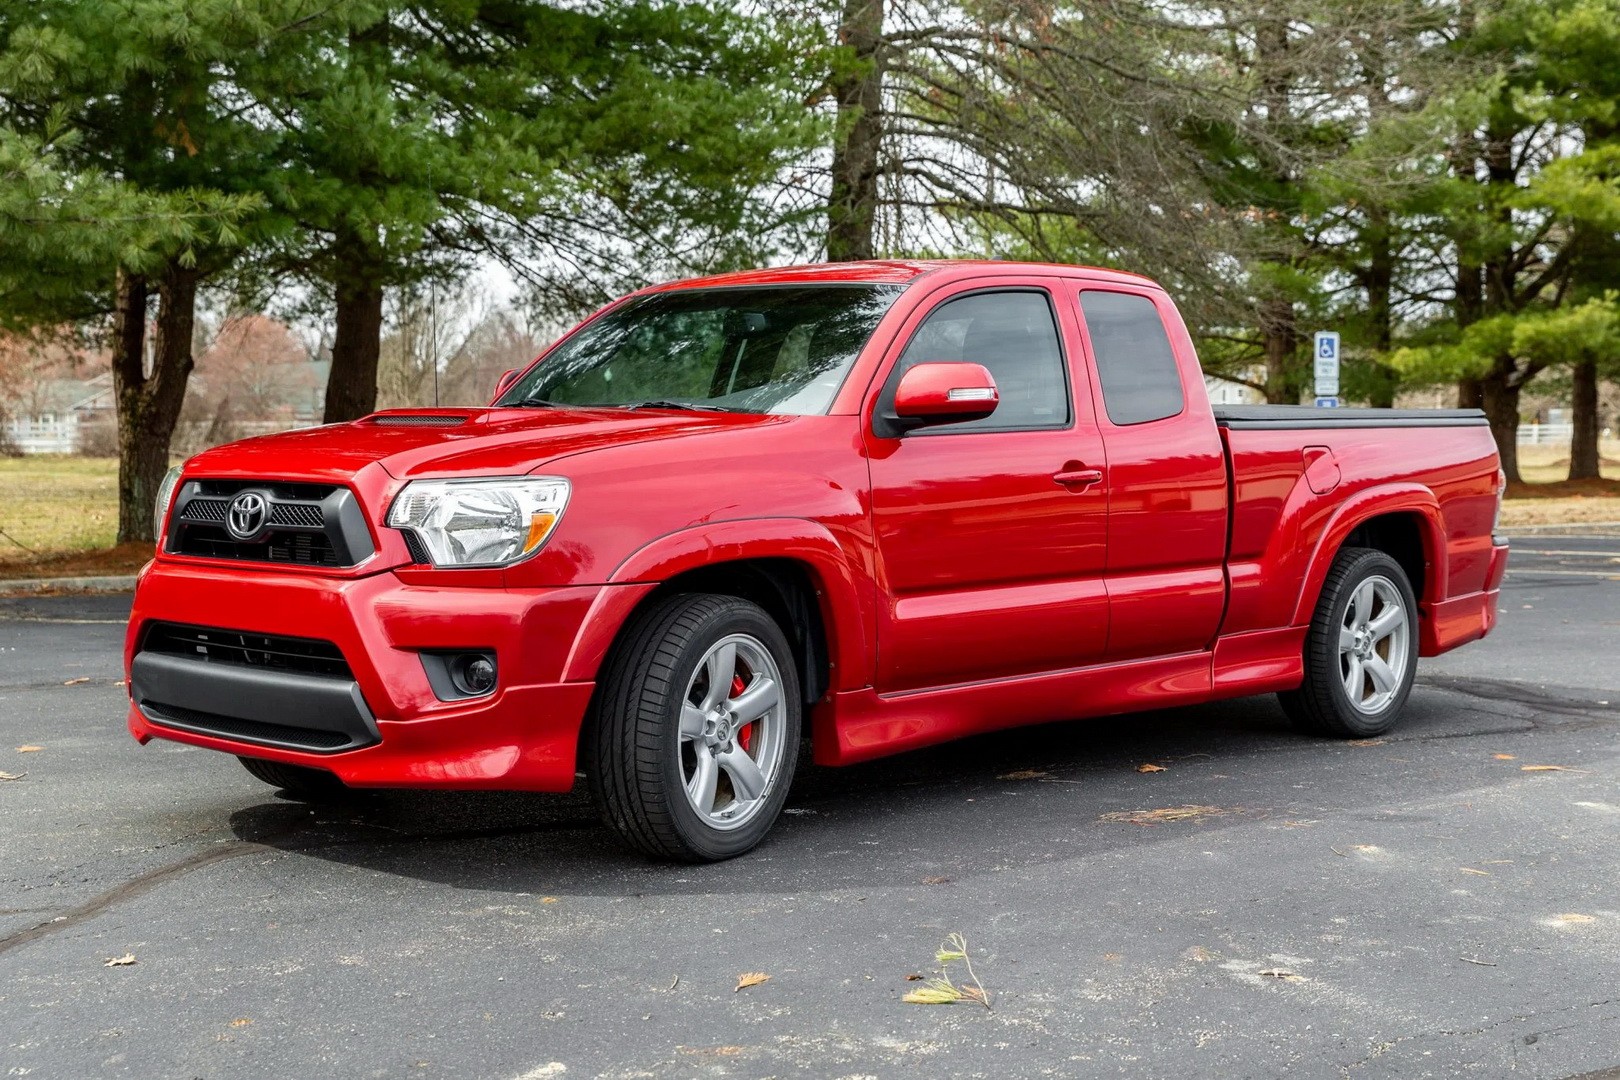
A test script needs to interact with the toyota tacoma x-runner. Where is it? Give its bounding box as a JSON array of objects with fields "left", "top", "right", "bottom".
[{"left": 126, "top": 260, "right": 1510, "bottom": 861}]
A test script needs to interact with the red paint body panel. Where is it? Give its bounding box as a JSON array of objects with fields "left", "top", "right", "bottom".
[{"left": 125, "top": 260, "right": 1506, "bottom": 786}]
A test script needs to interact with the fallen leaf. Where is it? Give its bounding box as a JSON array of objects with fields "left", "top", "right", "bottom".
[
  {"left": 1347, "top": 738, "right": 1385, "bottom": 747},
  {"left": 229, "top": 1018, "right": 253, "bottom": 1028},
  {"left": 1100, "top": 805, "right": 1232, "bottom": 826},
  {"left": 1558, "top": 913, "right": 1595, "bottom": 924},
  {"left": 1460, "top": 867, "right": 1490, "bottom": 876},
  {"left": 16, "top": 746, "right": 42, "bottom": 753},
  {"left": 904, "top": 973, "right": 925, "bottom": 981},
  {"left": 734, "top": 972, "right": 770, "bottom": 992},
  {"left": 996, "top": 769, "right": 1050, "bottom": 780},
  {"left": 62, "top": 677, "right": 90, "bottom": 686},
  {"left": 1493, "top": 754, "right": 1516, "bottom": 761},
  {"left": 540, "top": 896, "right": 559, "bottom": 904},
  {"left": 1521, "top": 765, "right": 1570, "bottom": 772},
  {"left": 0, "top": 771, "right": 24, "bottom": 781},
  {"left": 104, "top": 954, "right": 136, "bottom": 967},
  {"left": 1136, "top": 763, "right": 1167, "bottom": 773},
  {"left": 921, "top": 875, "right": 951, "bottom": 885},
  {"left": 1257, "top": 969, "right": 1305, "bottom": 982}
]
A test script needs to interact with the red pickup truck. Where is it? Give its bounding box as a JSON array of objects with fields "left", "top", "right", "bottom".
[{"left": 126, "top": 260, "right": 1509, "bottom": 860}]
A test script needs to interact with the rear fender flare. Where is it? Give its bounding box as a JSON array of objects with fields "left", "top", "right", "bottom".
[{"left": 1290, "top": 485, "right": 1447, "bottom": 628}]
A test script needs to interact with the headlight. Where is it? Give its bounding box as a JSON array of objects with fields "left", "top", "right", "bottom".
[
  {"left": 153, "top": 464, "right": 183, "bottom": 541},
  {"left": 387, "top": 477, "right": 570, "bottom": 567}
]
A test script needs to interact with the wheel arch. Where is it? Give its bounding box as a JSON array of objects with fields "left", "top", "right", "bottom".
[{"left": 1291, "top": 487, "right": 1447, "bottom": 629}]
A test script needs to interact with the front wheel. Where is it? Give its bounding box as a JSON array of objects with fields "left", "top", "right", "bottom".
[
  {"left": 586, "top": 593, "right": 802, "bottom": 862},
  {"left": 1279, "top": 546, "right": 1419, "bottom": 738}
]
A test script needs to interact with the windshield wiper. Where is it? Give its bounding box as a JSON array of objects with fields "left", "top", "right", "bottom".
[
  {"left": 615, "top": 400, "right": 735, "bottom": 413},
  {"left": 508, "top": 396, "right": 559, "bottom": 408}
]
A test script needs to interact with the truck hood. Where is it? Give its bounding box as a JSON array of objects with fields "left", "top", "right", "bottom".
[{"left": 184, "top": 407, "right": 798, "bottom": 483}]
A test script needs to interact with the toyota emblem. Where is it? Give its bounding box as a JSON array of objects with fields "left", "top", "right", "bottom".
[{"left": 226, "top": 491, "right": 269, "bottom": 541}]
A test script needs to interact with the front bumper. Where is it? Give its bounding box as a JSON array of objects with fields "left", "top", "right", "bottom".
[{"left": 124, "top": 560, "right": 623, "bottom": 791}]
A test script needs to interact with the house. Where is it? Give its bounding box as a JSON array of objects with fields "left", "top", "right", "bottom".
[{"left": 2, "top": 372, "right": 115, "bottom": 454}]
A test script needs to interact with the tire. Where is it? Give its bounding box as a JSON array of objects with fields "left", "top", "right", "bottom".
[
  {"left": 1278, "top": 546, "right": 1419, "bottom": 738},
  {"left": 586, "top": 593, "right": 802, "bottom": 862},
  {"left": 237, "top": 756, "right": 352, "bottom": 801}
]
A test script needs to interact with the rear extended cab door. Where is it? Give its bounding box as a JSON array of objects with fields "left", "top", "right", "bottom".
[{"left": 1064, "top": 279, "right": 1229, "bottom": 660}]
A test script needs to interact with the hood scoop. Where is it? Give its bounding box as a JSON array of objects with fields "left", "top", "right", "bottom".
[{"left": 367, "top": 414, "right": 469, "bottom": 427}]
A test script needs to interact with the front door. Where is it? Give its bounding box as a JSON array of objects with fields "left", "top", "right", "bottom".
[{"left": 864, "top": 281, "right": 1111, "bottom": 693}]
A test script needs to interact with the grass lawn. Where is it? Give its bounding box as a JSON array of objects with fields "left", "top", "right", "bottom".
[{"left": 0, "top": 439, "right": 1616, "bottom": 579}]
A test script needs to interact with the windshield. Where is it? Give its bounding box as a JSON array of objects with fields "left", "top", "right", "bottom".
[{"left": 497, "top": 284, "right": 902, "bottom": 414}]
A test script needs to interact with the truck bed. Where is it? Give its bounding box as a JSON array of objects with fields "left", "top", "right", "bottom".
[{"left": 1213, "top": 405, "right": 1488, "bottom": 429}]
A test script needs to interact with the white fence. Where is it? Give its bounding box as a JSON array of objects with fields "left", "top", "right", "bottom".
[{"left": 1517, "top": 422, "right": 1575, "bottom": 445}]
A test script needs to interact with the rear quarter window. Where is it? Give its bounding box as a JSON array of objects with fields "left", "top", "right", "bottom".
[{"left": 1080, "top": 291, "right": 1185, "bottom": 426}]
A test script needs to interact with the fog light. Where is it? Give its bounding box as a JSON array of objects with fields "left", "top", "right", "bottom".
[{"left": 456, "top": 655, "right": 497, "bottom": 696}]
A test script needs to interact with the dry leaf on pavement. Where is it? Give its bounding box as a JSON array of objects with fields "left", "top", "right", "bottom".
[
  {"left": 1521, "top": 764, "right": 1571, "bottom": 772},
  {"left": 104, "top": 954, "right": 137, "bottom": 967},
  {"left": 1136, "top": 763, "right": 1167, "bottom": 773},
  {"left": 1100, "top": 805, "right": 1231, "bottom": 825},
  {"left": 1493, "top": 754, "right": 1516, "bottom": 760},
  {"left": 16, "top": 746, "right": 41, "bottom": 753},
  {"left": 734, "top": 972, "right": 770, "bottom": 992},
  {"left": 62, "top": 677, "right": 90, "bottom": 686}
]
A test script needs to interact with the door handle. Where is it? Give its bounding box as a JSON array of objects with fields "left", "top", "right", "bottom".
[{"left": 1053, "top": 465, "right": 1104, "bottom": 490}]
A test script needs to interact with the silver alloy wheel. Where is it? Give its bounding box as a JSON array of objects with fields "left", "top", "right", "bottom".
[
  {"left": 1338, "top": 574, "right": 1411, "bottom": 714},
  {"left": 678, "top": 633, "right": 788, "bottom": 831}
]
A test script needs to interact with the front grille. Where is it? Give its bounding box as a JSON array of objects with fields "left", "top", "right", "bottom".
[
  {"left": 180, "top": 499, "right": 325, "bottom": 529},
  {"left": 165, "top": 480, "right": 373, "bottom": 568},
  {"left": 177, "top": 525, "right": 342, "bottom": 566},
  {"left": 142, "top": 622, "right": 352, "bottom": 679},
  {"left": 142, "top": 702, "right": 358, "bottom": 751}
]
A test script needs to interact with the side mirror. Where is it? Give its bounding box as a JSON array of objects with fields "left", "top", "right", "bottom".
[
  {"left": 886, "top": 362, "right": 999, "bottom": 434},
  {"left": 492, "top": 368, "right": 522, "bottom": 402}
]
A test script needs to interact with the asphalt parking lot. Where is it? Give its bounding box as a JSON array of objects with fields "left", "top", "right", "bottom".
[{"left": 3, "top": 532, "right": 1619, "bottom": 1079}]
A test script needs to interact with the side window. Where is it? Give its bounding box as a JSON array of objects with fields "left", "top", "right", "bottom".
[
  {"left": 891, "top": 290, "right": 1070, "bottom": 431},
  {"left": 1080, "top": 290, "right": 1185, "bottom": 426}
]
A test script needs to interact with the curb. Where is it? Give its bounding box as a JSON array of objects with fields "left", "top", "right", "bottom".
[
  {"left": 1502, "top": 521, "right": 1620, "bottom": 536},
  {"left": 0, "top": 575, "right": 137, "bottom": 594}
]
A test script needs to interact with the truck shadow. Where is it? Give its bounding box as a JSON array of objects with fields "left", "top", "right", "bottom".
[{"left": 224, "top": 679, "right": 1572, "bottom": 897}]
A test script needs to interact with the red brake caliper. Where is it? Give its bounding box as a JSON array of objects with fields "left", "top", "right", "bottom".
[{"left": 731, "top": 674, "right": 753, "bottom": 752}]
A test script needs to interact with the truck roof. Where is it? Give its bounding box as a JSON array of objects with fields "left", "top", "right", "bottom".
[{"left": 641, "top": 259, "right": 1161, "bottom": 294}]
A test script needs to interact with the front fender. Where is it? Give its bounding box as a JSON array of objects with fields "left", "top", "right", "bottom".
[
  {"left": 560, "top": 518, "right": 875, "bottom": 690},
  {"left": 1289, "top": 484, "right": 1447, "bottom": 627}
]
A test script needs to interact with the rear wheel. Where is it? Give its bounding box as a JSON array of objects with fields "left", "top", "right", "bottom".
[
  {"left": 586, "top": 593, "right": 801, "bottom": 862},
  {"left": 237, "top": 756, "right": 351, "bottom": 801},
  {"left": 1279, "top": 546, "right": 1418, "bottom": 738}
]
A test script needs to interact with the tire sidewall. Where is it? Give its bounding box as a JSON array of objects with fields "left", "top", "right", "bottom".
[
  {"left": 653, "top": 601, "right": 802, "bottom": 861},
  {"left": 1321, "top": 552, "right": 1419, "bottom": 736}
]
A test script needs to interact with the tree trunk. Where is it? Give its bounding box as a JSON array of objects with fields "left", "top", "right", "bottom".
[
  {"left": 1479, "top": 369, "right": 1521, "bottom": 484},
  {"left": 826, "top": 0, "right": 885, "bottom": 262},
  {"left": 322, "top": 234, "right": 386, "bottom": 423},
  {"left": 114, "top": 262, "right": 198, "bottom": 543},
  {"left": 1260, "top": 296, "right": 1298, "bottom": 404},
  {"left": 1568, "top": 358, "right": 1600, "bottom": 481},
  {"left": 1456, "top": 375, "right": 1483, "bottom": 410},
  {"left": 1362, "top": 207, "right": 1398, "bottom": 408}
]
